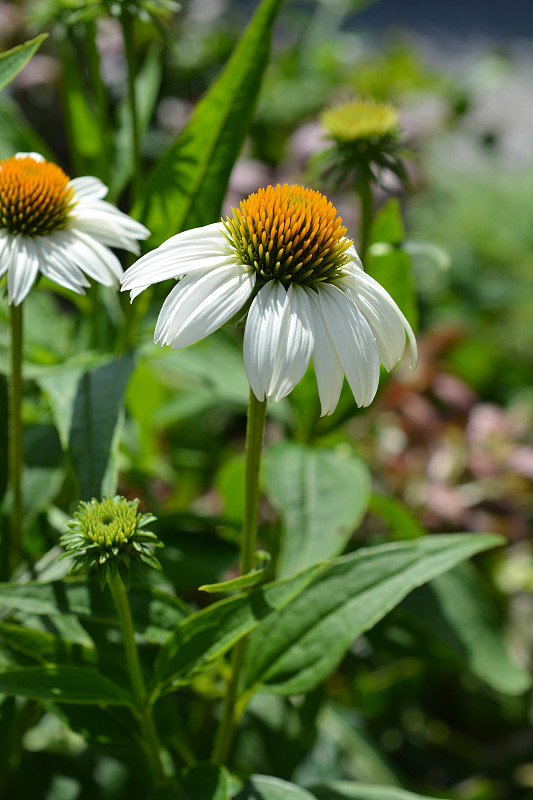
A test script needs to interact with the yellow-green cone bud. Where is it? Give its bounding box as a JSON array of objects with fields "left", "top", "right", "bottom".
[
  {"left": 60, "top": 496, "right": 163, "bottom": 590},
  {"left": 320, "top": 100, "right": 399, "bottom": 143},
  {"left": 316, "top": 99, "right": 408, "bottom": 190}
]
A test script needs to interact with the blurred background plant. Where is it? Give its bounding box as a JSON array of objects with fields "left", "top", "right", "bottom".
[{"left": 0, "top": 0, "right": 532, "bottom": 798}]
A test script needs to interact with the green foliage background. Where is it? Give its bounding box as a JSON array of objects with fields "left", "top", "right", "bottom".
[{"left": 0, "top": 1, "right": 531, "bottom": 799}]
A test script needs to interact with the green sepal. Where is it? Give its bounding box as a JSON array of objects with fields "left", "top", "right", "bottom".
[{"left": 199, "top": 551, "right": 271, "bottom": 594}]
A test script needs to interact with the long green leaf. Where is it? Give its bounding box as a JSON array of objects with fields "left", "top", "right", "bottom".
[
  {"left": 38, "top": 361, "right": 93, "bottom": 450},
  {"left": 0, "top": 622, "right": 132, "bottom": 692},
  {"left": 36, "top": 352, "right": 113, "bottom": 449},
  {"left": 318, "top": 707, "right": 400, "bottom": 787},
  {"left": 137, "top": 0, "right": 283, "bottom": 244},
  {"left": 0, "top": 34, "right": 48, "bottom": 91},
  {"left": 368, "top": 198, "right": 418, "bottom": 328},
  {"left": 0, "top": 93, "right": 53, "bottom": 160},
  {"left": 154, "top": 563, "right": 324, "bottom": 693},
  {"left": 401, "top": 562, "right": 531, "bottom": 695},
  {"left": 0, "top": 622, "right": 97, "bottom": 668},
  {"left": 110, "top": 45, "right": 163, "bottom": 201},
  {"left": 311, "top": 783, "right": 451, "bottom": 800},
  {"left": 0, "top": 376, "right": 7, "bottom": 508},
  {"left": 199, "top": 551, "right": 271, "bottom": 593},
  {"left": 58, "top": 33, "right": 102, "bottom": 174},
  {"left": 0, "top": 665, "right": 132, "bottom": 705},
  {"left": 264, "top": 443, "right": 371, "bottom": 577},
  {"left": 0, "top": 579, "right": 188, "bottom": 644},
  {"left": 243, "top": 534, "right": 502, "bottom": 696},
  {"left": 234, "top": 776, "right": 316, "bottom": 800},
  {"left": 369, "top": 493, "right": 427, "bottom": 540},
  {"left": 68, "top": 352, "right": 135, "bottom": 499}
]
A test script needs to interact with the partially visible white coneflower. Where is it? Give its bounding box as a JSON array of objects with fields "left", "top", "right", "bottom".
[
  {"left": 121, "top": 183, "right": 417, "bottom": 415},
  {"left": 0, "top": 152, "right": 149, "bottom": 305}
]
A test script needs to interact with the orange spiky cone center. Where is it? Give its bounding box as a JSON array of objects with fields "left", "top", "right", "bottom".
[
  {"left": 0, "top": 155, "right": 75, "bottom": 236},
  {"left": 223, "top": 183, "right": 353, "bottom": 286}
]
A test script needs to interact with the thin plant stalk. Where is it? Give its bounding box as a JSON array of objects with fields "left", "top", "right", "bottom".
[
  {"left": 119, "top": 5, "right": 141, "bottom": 203},
  {"left": 108, "top": 573, "right": 166, "bottom": 784},
  {"left": 84, "top": 19, "right": 111, "bottom": 184},
  {"left": 58, "top": 32, "right": 85, "bottom": 177},
  {"left": 8, "top": 303, "right": 23, "bottom": 574},
  {"left": 211, "top": 389, "right": 267, "bottom": 765}
]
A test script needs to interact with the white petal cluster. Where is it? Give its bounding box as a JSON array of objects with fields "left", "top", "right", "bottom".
[
  {"left": 0, "top": 153, "right": 149, "bottom": 305},
  {"left": 122, "top": 222, "right": 417, "bottom": 416}
]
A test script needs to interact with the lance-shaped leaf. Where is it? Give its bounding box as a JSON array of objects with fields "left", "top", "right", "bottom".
[
  {"left": 243, "top": 534, "right": 502, "bottom": 696},
  {"left": 0, "top": 578, "right": 188, "bottom": 644},
  {"left": 401, "top": 562, "right": 531, "bottom": 695},
  {"left": 110, "top": 45, "right": 163, "bottom": 201},
  {"left": 199, "top": 551, "right": 271, "bottom": 593},
  {"left": 0, "top": 622, "right": 132, "bottom": 690},
  {"left": 234, "top": 776, "right": 316, "bottom": 800},
  {"left": 0, "top": 34, "right": 48, "bottom": 91},
  {"left": 37, "top": 356, "right": 101, "bottom": 450},
  {"left": 154, "top": 563, "right": 324, "bottom": 693},
  {"left": 68, "top": 352, "right": 135, "bottom": 499},
  {"left": 0, "top": 665, "right": 132, "bottom": 705},
  {"left": 0, "top": 623, "right": 98, "bottom": 668},
  {"left": 367, "top": 198, "right": 418, "bottom": 328},
  {"left": 137, "top": 0, "right": 283, "bottom": 244},
  {"left": 0, "top": 94, "right": 52, "bottom": 160},
  {"left": 0, "top": 376, "right": 7, "bottom": 508},
  {"left": 264, "top": 442, "right": 371, "bottom": 577},
  {"left": 311, "top": 782, "right": 451, "bottom": 800}
]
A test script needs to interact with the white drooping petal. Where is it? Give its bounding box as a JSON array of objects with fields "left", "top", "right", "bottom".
[
  {"left": 53, "top": 229, "right": 123, "bottom": 287},
  {"left": 304, "top": 287, "right": 345, "bottom": 416},
  {"left": 340, "top": 269, "right": 418, "bottom": 370},
  {"left": 37, "top": 237, "right": 91, "bottom": 294},
  {"left": 69, "top": 176, "right": 108, "bottom": 200},
  {"left": 157, "top": 221, "right": 226, "bottom": 251},
  {"left": 121, "top": 223, "right": 233, "bottom": 298},
  {"left": 7, "top": 236, "right": 40, "bottom": 305},
  {"left": 71, "top": 198, "right": 149, "bottom": 253},
  {"left": 0, "top": 233, "right": 10, "bottom": 277},
  {"left": 154, "top": 263, "right": 255, "bottom": 349},
  {"left": 244, "top": 282, "right": 314, "bottom": 402},
  {"left": 316, "top": 283, "right": 380, "bottom": 407}
]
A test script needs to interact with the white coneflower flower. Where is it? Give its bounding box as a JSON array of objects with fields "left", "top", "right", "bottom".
[
  {"left": 0, "top": 152, "right": 149, "bottom": 305},
  {"left": 121, "top": 183, "right": 417, "bottom": 415}
]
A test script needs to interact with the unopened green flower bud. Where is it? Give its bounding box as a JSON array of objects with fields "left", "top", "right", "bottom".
[
  {"left": 320, "top": 100, "right": 399, "bottom": 143},
  {"left": 316, "top": 99, "right": 408, "bottom": 190},
  {"left": 60, "top": 496, "right": 163, "bottom": 590}
]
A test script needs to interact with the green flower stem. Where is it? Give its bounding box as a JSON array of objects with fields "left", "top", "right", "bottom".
[
  {"left": 89, "top": 284, "right": 101, "bottom": 350},
  {"left": 119, "top": 5, "right": 141, "bottom": 203},
  {"left": 211, "top": 389, "right": 267, "bottom": 765},
  {"left": 84, "top": 20, "right": 111, "bottom": 184},
  {"left": 356, "top": 168, "right": 374, "bottom": 264},
  {"left": 8, "top": 303, "right": 23, "bottom": 574},
  {"left": 109, "top": 574, "right": 165, "bottom": 784},
  {"left": 241, "top": 390, "right": 268, "bottom": 574},
  {"left": 59, "top": 32, "right": 85, "bottom": 177}
]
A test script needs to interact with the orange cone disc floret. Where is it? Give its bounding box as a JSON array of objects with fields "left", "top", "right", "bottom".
[
  {"left": 223, "top": 183, "right": 353, "bottom": 287},
  {"left": 0, "top": 155, "right": 76, "bottom": 236}
]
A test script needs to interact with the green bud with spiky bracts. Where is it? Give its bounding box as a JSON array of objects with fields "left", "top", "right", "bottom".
[
  {"left": 60, "top": 496, "right": 163, "bottom": 590},
  {"left": 315, "top": 99, "right": 409, "bottom": 190}
]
